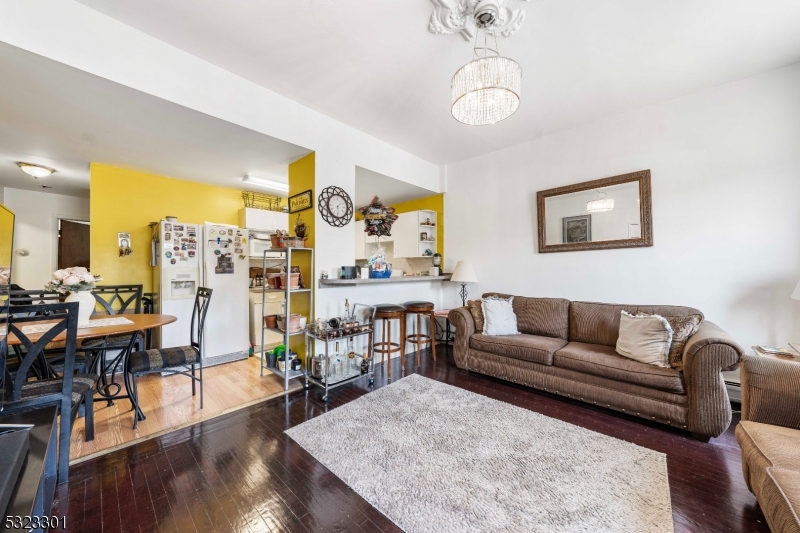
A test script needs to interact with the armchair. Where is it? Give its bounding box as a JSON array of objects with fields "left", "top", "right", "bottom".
[{"left": 736, "top": 354, "right": 800, "bottom": 533}]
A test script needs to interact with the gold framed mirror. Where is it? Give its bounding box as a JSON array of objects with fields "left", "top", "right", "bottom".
[{"left": 536, "top": 170, "right": 653, "bottom": 253}]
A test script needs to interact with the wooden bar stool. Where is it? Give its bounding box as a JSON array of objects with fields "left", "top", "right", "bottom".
[
  {"left": 404, "top": 301, "right": 436, "bottom": 366},
  {"left": 372, "top": 304, "right": 406, "bottom": 381}
]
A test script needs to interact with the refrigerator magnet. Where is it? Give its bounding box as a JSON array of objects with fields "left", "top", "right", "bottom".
[
  {"left": 164, "top": 223, "right": 172, "bottom": 231},
  {"left": 173, "top": 246, "right": 179, "bottom": 251},
  {"left": 188, "top": 251, "right": 195, "bottom": 257},
  {"left": 228, "top": 229, "right": 233, "bottom": 236},
  {"left": 214, "top": 249, "right": 221, "bottom": 255},
  {"left": 174, "top": 225, "right": 184, "bottom": 231},
  {"left": 164, "top": 232, "right": 171, "bottom": 241},
  {"left": 210, "top": 229, "right": 216, "bottom": 234},
  {"left": 235, "top": 248, "right": 243, "bottom": 254},
  {"left": 170, "top": 258, "right": 176, "bottom": 265},
  {"left": 165, "top": 251, "right": 172, "bottom": 258}
]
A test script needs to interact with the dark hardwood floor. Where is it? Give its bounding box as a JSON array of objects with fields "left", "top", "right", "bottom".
[{"left": 55, "top": 346, "right": 769, "bottom": 533}]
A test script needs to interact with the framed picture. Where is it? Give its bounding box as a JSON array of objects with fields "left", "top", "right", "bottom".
[
  {"left": 289, "top": 189, "right": 313, "bottom": 213},
  {"left": 420, "top": 232, "right": 428, "bottom": 241},
  {"left": 562, "top": 215, "right": 591, "bottom": 243}
]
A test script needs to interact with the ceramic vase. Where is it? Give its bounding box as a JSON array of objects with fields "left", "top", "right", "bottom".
[{"left": 66, "top": 290, "right": 94, "bottom": 326}]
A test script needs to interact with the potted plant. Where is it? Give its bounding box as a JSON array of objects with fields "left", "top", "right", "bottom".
[{"left": 45, "top": 267, "right": 102, "bottom": 326}]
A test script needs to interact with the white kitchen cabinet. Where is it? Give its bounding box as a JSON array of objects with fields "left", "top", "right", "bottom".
[
  {"left": 356, "top": 210, "right": 438, "bottom": 259},
  {"left": 238, "top": 208, "right": 288, "bottom": 231},
  {"left": 355, "top": 220, "right": 367, "bottom": 260},
  {"left": 391, "top": 212, "right": 418, "bottom": 258}
]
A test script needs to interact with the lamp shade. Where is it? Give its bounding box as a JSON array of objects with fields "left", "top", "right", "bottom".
[
  {"left": 451, "top": 261, "right": 478, "bottom": 283},
  {"left": 793, "top": 278, "right": 800, "bottom": 300}
]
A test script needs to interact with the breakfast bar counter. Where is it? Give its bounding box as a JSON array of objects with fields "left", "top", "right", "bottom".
[{"left": 318, "top": 274, "right": 451, "bottom": 288}]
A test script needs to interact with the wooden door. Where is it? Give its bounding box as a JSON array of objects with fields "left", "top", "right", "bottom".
[{"left": 58, "top": 220, "right": 90, "bottom": 270}]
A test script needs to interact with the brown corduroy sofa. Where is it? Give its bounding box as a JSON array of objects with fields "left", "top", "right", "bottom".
[
  {"left": 448, "top": 294, "right": 744, "bottom": 438},
  {"left": 737, "top": 355, "right": 800, "bottom": 533}
]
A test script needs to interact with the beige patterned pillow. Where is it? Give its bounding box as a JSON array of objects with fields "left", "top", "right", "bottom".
[
  {"left": 466, "top": 300, "right": 485, "bottom": 332},
  {"left": 637, "top": 312, "right": 702, "bottom": 371},
  {"left": 664, "top": 314, "right": 702, "bottom": 371},
  {"left": 616, "top": 311, "right": 673, "bottom": 367}
]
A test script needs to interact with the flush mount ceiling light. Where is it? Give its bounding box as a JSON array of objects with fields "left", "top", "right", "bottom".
[
  {"left": 435, "top": 0, "right": 523, "bottom": 126},
  {"left": 242, "top": 175, "right": 289, "bottom": 193},
  {"left": 17, "top": 162, "right": 55, "bottom": 179},
  {"left": 587, "top": 190, "right": 615, "bottom": 213}
]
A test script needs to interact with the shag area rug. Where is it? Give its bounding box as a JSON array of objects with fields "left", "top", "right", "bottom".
[{"left": 286, "top": 374, "right": 674, "bottom": 533}]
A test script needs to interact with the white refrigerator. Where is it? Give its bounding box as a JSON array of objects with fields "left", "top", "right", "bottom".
[
  {"left": 153, "top": 221, "right": 249, "bottom": 363},
  {"left": 201, "top": 224, "right": 249, "bottom": 362},
  {"left": 153, "top": 221, "right": 202, "bottom": 350}
]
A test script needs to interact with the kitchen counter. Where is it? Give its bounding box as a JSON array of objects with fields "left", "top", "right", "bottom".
[{"left": 319, "top": 274, "right": 451, "bottom": 288}]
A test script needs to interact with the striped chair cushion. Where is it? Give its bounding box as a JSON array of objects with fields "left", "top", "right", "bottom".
[
  {"left": 16, "top": 374, "right": 98, "bottom": 407},
  {"left": 129, "top": 346, "right": 199, "bottom": 374}
]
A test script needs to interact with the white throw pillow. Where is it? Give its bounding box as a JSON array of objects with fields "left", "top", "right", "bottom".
[
  {"left": 615, "top": 311, "right": 673, "bottom": 368},
  {"left": 481, "top": 296, "right": 520, "bottom": 336}
]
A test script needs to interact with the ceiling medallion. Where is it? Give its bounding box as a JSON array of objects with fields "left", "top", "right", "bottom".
[{"left": 429, "top": 0, "right": 532, "bottom": 41}]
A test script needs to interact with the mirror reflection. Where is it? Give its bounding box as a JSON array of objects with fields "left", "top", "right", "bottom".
[{"left": 544, "top": 181, "right": 641, "bottom": 246}]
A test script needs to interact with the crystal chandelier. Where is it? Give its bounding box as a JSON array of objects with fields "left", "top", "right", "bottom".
[
  {"left": 451, "top": 3, "right": 521, "bottom": 126},
  {"left": 587, "top": 191, "right": 615, "bottom": 213}
]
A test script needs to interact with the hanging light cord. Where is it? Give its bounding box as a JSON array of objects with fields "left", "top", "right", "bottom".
[{"left": 472, "top": 27, "right": 500, "bottom": 60}]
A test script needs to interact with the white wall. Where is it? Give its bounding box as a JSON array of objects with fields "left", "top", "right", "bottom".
[
  {"left": 4, "top": 188, "right": 89, "bottom": 289},
  {"left": 0, "top": 0, "right": 443, "bottom": 326},
  {"left": 445, "top": 61, "right": 800, "bottom": 351}
]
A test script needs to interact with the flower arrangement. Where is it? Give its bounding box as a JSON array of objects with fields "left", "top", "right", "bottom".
[{"left": 45, "top": 267, "right": 102, "bottom": 294}]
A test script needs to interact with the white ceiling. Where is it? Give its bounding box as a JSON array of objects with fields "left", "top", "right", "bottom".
[
  {"left": 355, "top": 167, "right": 436, "bottom": 208},
  {"left": 0, "top": 42, "right": 311, "bottom": 198},
  {"left": 74, "top": 0, "right": 800, "bottom": 165}
]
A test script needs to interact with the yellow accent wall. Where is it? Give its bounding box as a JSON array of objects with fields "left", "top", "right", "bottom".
[
  {"left": 287, "top": 152, "right": 315, "bottom": 354},
  {"left": 0, "top": 204, "right": 14, "bottom": 283},
  {"left": 90, "top": 164, "right": 242, "bottom": 292},
  {"left": 358, "top": 193, "right": 445, "bottom": 265}
]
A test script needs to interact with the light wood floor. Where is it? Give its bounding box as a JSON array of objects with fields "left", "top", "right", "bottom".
[{"left": 69, "top": 357, "right": 297, "bottom": 462}]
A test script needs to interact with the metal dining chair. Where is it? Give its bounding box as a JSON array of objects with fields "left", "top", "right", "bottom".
[
  {"left": 0, "top": 301, "right": 97, "bottom": 482},
  {"left": 126, "top": 287, "right": 212, "bottom": 429},
  {"left": 7, "top": 288, "right": 89, "bottom": 377},
  {"left": 82, "top": 284, "right": 143, "bottom": 402}
]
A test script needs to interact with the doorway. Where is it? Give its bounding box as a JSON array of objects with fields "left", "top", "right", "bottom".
[{"left": 58, "top": 219, "right": 90, "bottom": 270}]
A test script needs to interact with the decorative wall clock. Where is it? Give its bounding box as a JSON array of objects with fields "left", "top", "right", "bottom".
[{"left": 318, "top": 186, "right": 354, "bottom": 227}]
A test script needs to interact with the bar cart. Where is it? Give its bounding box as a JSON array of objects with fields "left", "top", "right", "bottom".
[
  {"left": 304, "top": 303, "right": 377, "bottom": 402},
  {"left": 259, "top": 246, "right": 313, "bottom": 392}
]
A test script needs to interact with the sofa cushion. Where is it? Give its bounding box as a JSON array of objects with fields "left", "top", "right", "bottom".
[
  {"left": 736, "top": 421, "right": 800, "bottom": 532},
  {"left": 553, "top": 342, "right": 685, "bottom": 394},
  {"left": 737, "top": 421, "right": 800, "bottom": 495},
  {"left": 466, "top": 300, "right": 485, "bottom": 332},
  {"left": 483, "top": 293, "right": 570, "bottom": 340},
  {"left": 760, "top": 468, "right": 800, "bottom": 533},
  {"left": 569, "top": 301, "right": 704, "bottom": 347},
  {"left": 470, "top": 334, "right": 567, "bottom": 366}
]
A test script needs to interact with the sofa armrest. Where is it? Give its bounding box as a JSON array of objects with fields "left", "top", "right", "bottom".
[
  {"left": 740, "top": 354, "right": 800, "bottom": 430},
  {"left": 682, "top": 321, "right": 744, "bottom": 437},
  {"left": 448, "top": 307, "right": 474, "bottom": 369}
]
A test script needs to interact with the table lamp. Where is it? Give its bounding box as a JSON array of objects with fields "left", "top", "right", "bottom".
[{"left": 451, "top": 261, "right": 478, "bottom": 307}]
